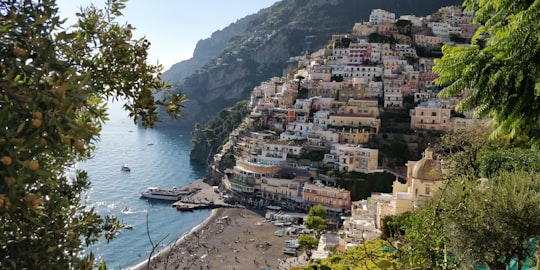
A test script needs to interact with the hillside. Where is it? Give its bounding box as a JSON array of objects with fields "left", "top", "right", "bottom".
[{"left": 157, "top": 0, "right": 463, "bottom": 129}]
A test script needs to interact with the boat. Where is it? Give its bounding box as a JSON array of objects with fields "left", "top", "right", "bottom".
[
  {"left": 139, "top": 187, "right": 192, "bottom": 201},
  {"left": 175, "top": 204, "right": 193, "bottom": 212},
  {"left": 121, "top": 164, "right": 131, "bottom": 172}
]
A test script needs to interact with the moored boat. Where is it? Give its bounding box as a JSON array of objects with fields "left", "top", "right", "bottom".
[
  {"left": 175, "top": 204, "right": 193, "bottom": 212},
  {"left": 139, "top": 187, "right": 192, "bottom": 201},
  {"left": 121, "top": 164, "right": 131, "bottom": 172}
]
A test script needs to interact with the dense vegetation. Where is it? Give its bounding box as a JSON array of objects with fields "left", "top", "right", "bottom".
[
  {"left": 190, "top": 100, "right": 251, "bottom": 164},
  {"left": 433, "top": 0, "right": 540, "bottom": 141},
  {"left": 0, "top": 0, "right": 184, "bottom": 268}
]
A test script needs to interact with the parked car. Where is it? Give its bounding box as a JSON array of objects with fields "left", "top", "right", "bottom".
[{"left": 283, "top": 247, "right": 297, "bottom": 255}]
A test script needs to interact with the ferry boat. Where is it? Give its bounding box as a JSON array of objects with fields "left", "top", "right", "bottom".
[{"left": 139, "top": 187, "right": 191, "bottom": 201}]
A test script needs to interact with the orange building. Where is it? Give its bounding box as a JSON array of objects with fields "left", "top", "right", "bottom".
[{"left": 303, "top": 182, "right": 351, "bottom": 212}]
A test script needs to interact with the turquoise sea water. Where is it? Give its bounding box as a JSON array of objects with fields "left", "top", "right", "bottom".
[{"left": 79, "top": 101, "right": 209, "bottom": 269}]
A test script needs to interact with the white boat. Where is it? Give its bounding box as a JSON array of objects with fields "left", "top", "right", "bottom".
[
  {"left": 121, "top": 164, "right": 131, "bottom": 172},
  {"left": 139, "top": 187, "right": 192, "bottom": 201}
]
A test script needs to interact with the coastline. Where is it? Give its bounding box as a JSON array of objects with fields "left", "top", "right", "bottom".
[
  {"left": 129, "top": 179, "right": 309, "bottom": 270},
  {"left": 130, "top": 208, "right": 220, "bottom": 270}
]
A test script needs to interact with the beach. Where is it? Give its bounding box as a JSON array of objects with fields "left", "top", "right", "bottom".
[{"left": 132, "top": 180, "right": 308, "bottom": 270}]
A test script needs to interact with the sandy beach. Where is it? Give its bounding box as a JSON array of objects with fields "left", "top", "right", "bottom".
[{"left": 132, "top": 180, "right": 308, "bottom": 270}]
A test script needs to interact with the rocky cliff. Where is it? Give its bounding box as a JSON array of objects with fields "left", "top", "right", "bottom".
[
  {"left": 161, "top": 14, "right": 257, "bottom": 84},
  {"left": 157, "top": 0, "right": 463, "bottom": 130}
]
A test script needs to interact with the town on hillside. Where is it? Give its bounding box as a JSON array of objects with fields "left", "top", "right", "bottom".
[{"left": 209, "top": 5, "right": 487, "bottom": 254}]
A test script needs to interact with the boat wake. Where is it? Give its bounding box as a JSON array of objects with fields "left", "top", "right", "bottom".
[{"left": 122, "top": 207, "right": 137, "bottom": 214}]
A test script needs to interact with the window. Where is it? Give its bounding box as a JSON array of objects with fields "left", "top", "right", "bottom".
[
  {"left": 431, "top": 112, "right": 436, "bottom": 116},
  {"left": 425, "top": 185, "right": 431, "bottom": 195}
]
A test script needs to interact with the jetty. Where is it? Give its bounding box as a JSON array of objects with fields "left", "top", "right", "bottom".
[{"left": 171, "top": 179, "right": 241, "bottom": 211}]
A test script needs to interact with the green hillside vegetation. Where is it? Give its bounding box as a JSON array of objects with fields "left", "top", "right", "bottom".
[{"left": 190, "top": 101, "right": 251, "bottom": 163}]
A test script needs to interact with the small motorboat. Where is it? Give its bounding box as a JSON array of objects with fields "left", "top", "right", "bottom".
[
  {"left": 176, "top": 204, "right": 193, "bottom": 212},
  {"left": 121, "top": 164, "right": 131, "bottom": 172}
]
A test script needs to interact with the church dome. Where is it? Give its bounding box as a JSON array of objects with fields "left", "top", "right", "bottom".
[{"left": 412, "top": 147, "right": 442, "bottom": 181}]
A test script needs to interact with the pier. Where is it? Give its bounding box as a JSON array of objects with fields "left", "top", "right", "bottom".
[{"left": 171, "top": 179, "right": 241, "bottom": 211}]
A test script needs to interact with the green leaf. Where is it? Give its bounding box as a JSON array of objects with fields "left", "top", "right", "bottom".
[
  {"left": 378, "top": 260, "right": 393, "bottom": 268},
  {"left": 16, "top": 121, "right": 26, "bottom": 134}
]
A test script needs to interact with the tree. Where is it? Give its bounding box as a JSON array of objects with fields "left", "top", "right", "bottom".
[
  {"left": 304, "top": 216, "right": 327, "bottom": 237},
  {"left": 305, "top": 204, "right": 328, "bottom": 236},
  {"left": 477, "top": 148, "right": 540, "bottom": 177},
  {"left": 433, "top": 0, "right": 540, "bottom": 141},
  {"left": 295, "top": 75, "right": 305, "bottom": 91},
  {"left": 298, "top": 234, "right": 318, "bottom": 258},
  {"left": 439, "top": 171, "right": 540, "bottom": 270},
  {"left": 435, "top": 125, "right": 534, "bottom": 178},
  {"left": 308, "top": 204, "right": 328, "bottom": 218},
  {"left": 305, "top": 239, "right": 398, "bottom": 270},
  {"left": 435, "top": 126, "right": 494, "bottom": 178},
  {"left": 0, "top": 0, "right": 185, "bottom": 268}
]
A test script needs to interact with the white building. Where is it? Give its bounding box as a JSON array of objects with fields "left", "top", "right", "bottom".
[
  {"left": 369, "top": 9, "right": 396, "bottom": 25},
  {"left": 313, "top": 110, "right": 331, "bottom": 129},
  {"left": 343, "top": 65, "right": 383, "bottom": 82},
  {"left": 399, "top": 15, "right": 424, "bottom": 27},
  {"left": 279, "top": 122, "right": 314, "bottom": 140}
]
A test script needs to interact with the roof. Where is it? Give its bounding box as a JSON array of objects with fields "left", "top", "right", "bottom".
[{"left": 412, "top": 147, "right": 442, "bottom": 181}]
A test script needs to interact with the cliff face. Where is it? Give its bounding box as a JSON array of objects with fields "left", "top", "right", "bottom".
[
  {"left": 190, "top": 128, "right": 214, "bottom": 164},
  {"left": 166, "top": 64, "right": 255, "bottom": 129},
  {"left": 157, "top": 0, "right": 463, "bottom": 130},
  {"left": 161, "top": 14, "right": 257, "bottom": 83}
]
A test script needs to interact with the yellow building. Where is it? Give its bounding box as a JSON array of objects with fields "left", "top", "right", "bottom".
[
  {"left": 324, "top": 144, "right": 380, "bottom": 173},
  {"left": 414, "top": 34, "right": 444, "bottom": 47},
  {"left": 407, "top": 147, "right": 444, "bottom": 205},
  {"left": 410, "top": 99, "right": 452, "bottom": 131},
  {"left": 373, "top": 147, "right": 443, "bottom": 226}
]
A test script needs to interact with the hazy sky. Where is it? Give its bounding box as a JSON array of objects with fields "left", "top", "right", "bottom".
[{"left": 56, "top": 0, "right": 280, "bottom": 70}]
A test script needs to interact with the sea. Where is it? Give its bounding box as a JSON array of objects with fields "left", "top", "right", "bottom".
[{"left": 79, "top": 101, "right": 210, "bottom": 269}]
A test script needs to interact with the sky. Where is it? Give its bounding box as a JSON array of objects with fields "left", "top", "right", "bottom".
[{"left": 56, "top": 0, "right": 281, "bottom": 70}]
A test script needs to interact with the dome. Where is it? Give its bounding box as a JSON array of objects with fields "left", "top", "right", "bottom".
[
  {"left": 412, "top": 147, "right": 442, "bottom": 181},
  {"left": 412, "top": 159, "right": 442, "bottom": 181}
]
